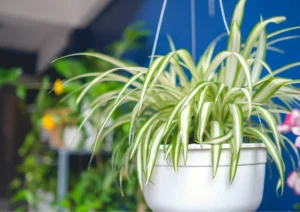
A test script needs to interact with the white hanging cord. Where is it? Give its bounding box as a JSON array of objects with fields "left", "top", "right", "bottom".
[
  {"left": 149, "top": 0, "right": 168, "bottom": 66},
  {"left": 208, "top": 0, "right": 215, "bottom": 17},
  {"left": 256, "top": 109, "right": 266, "bottom": 132},
  {"left": 219, "top": 0, "right": 230, "bottom": 34},
  {"left": 191, "top": 0, "right": 196, "bottom": 61}
]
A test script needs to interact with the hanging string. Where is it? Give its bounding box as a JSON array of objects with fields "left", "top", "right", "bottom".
[
  {"left": 191, "top": 0, "right": 196, "bottom": 61},
  {"left": 149, "top": 0, "right": 168, "bottom": 66},
  {"left": 256, "top": 109, "right": 266, "bottom": 132},
  {"left": 208, "top": 0, "right": 215, "bottom": 17},
  {"left": 219, "top": 0, "right": 229, "bottom": 34}
]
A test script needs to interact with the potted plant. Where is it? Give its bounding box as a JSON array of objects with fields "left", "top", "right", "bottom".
[{"left": 55, "top": 0, "right": 300, "bottom": 211}]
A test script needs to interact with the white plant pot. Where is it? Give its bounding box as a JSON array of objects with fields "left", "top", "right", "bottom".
[
  {"left": 29, "top": 189, "right": 54, "bottom": 212},
  {"left": 143, "top": 143, "right": 267, "bottom": 212},
  {"left": 63, "top": 126, "right": 83, "bottom": 151}
]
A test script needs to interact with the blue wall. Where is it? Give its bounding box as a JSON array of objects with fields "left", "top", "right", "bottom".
[{"left": 129, "top": 0, "right": 300, "bottom": 210}]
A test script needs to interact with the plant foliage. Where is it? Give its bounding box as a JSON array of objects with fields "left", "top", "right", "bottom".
[{"left": 11, "top": 22, "right": 149, "bottom": 211}]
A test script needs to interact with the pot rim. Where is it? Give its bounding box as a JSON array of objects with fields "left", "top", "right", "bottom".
[{"left": 159, "top": 143, "right": 266, "bottom": 150}]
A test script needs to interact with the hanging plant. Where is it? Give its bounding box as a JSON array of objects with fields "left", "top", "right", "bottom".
[{"left": 54, "top": 0, "right": 300, "bottom": 211}]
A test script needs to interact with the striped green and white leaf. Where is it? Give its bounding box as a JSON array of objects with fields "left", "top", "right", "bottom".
[
  {"left": 146, "top": 123, "right": 166, "bottom": 183},
  {"left": 210, "top": 121, "right": 223, "bottom": 177},
  {"left": 225, "top": 21, "right": 241, "bottom": 86},
  {"left": 230, "top": 143, "right": 240, "bottom": 182},
  {"left": 229, "top": 104, "right": 244, "bottom": 158},
  {"left": 231, "top": 0, "right": 246, "bottom": 27},
  {"left": 179, "top": 103, "right": 192, "bottom": 164},
  {"left": 255, "top": 106, "right": 282, "bottom": 153},
  {"left": 246, "top": 128, "right": 285, "bottom": 194},
  {"left": 196, "top": 102, "right": 214, "bottom": 144}
]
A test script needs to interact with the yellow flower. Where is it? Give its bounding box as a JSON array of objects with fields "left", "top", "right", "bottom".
[
  {"left": 42, "top": 114, "right": 55, "bottom": 130},
  {"left": 54, "top": 79, "right": 64, "bottom": 96}
]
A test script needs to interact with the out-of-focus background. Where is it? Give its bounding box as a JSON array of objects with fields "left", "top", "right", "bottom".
[{"left": 0, "top": 0, "right": 300, "bottom": 211}]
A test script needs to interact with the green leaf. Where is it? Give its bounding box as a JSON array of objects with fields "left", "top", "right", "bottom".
[
  {"left": 230, "top": 144, "right": 241, "bottom": 182},
  {"left": 130, "top": 112, "right": 160, "bottom": 159},
  {"left": 16, "top": 83, "right": 26, "bottom": 100},
  {"left": 230, "top": 52, "right": 253, "bottom": 92},
  {"left": 229, "top": 104, "right": 244, "bottom": 157},
  {"left": 225, "top": 21, "right": 241, "bottom": 86},
  {"left": 267, "top": 26, "right": 300, "bottom": 39},
  {"left": 146, "top": 123, "right": 166, "bottom": 183},
  {"left": 172, "top": 132, "right": 181, "bottom": 172},
  {"left": 91, "top": 89, "right": 137, "bottom": 161},
  {"left": 251, "top": 23, "right": 267, "bottom": 83},
  {"left": 143, "top": 120, "right": 158, "bottom": 174},
  {"left": 246, "top": 128, "right": 285, "bottom": 195},
  {"left": 115, "top": 72, "right": 144, "bottom": 104},
  {"left": 183, "top": 82, "right": 213, "bottom": 109},
  {"left": 240, "top": 88, "right": 252, "bottom": 120},
  {"left": 231, "top": 0, "right": 246, "bottom": 28},
  {"left": 243, "top": 16, "right": 286, "bottom": 57},
  {"left": 215, "top": 83, "right": 227, "bottom": 103},
  {"left": 163, "top": 96, "right": 187, "bottom": 137},
  {"left": 76, "top": 66, "right": 144, "bottom": 104},
  {"left": 270, "top": 62, "right": 300, "bottom": 78},
  {"left": 205, "top": 51, "right": 252, "bottom": 95},
  {"left": 36, "top": 76, "right": 51, "bottom": 112},
  {"left": 137, "top": 142, "right": 144, "bottom": 190},
  {"left": 139, "top": 53, "right": 176, "bottom": 112},
  {"left": 197, "top": 42, "right": 216, "bottom": 74},
  {"left": 204, "top": 130, "right": 233, "bottom": 144},
  {"left": 196, "top": 102, "right": 214, "bottom": 144},
  {"left": 176, "top": 49, "right": 199, "bottom": 80},
  {"left": 164, "top": 143, "right": 173, "bottom": 160},
  {"left": 179, "top": 103, "right": 192, "bottom": 164},
  {"left": 0, "top": 68, "right": 22, "bottom": 85},
  {"left": 204, "top": 51, "right": 232, "bottom": 80},
  {"left": 253, "top": 78, "right": 291, "bottom": 103},
  {"left": 53, "top": 59, "right": 86, "bottom": 78},
  {"left": 77, "top": 92, "right": 118, "bottom": 139},
  {"left": 197, "top": 85, "right": 211, "bottom": 113},
  {"left": 52, "top": 52, "right": 129, "bottom": 67},
  {"left": 210, "top": 121, "right": 223, "bottom": 177},
  {"left": 255, "top": 106, "right": 281, "bottom": 153},
  {"left": 150, "top": 52, "right": 177, "bottom": 89},
  {"left": 268, "top": 35, "right": 300, "bottom": 46},
  {"left": 96, "top": 114, "right": 131, "bottom": 145}
]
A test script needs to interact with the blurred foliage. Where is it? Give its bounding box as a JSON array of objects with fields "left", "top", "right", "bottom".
[
  {"left": 10, "top": 77, "right": 57, "bottom": 211},
  {"left": 106, "top": 21, "right": 150, "bottom": 58},
  {"left": 0, "top": 68, "right": 27, "bottom": 100},
  {"left": 295, "top": 203, "right": 300, "bottom": 211},
  {"left": 10, "top": 22, "right": 149, "bottom": 211},
  {"left": 60, "top": 164, "right": 143, "bottom": 211}
]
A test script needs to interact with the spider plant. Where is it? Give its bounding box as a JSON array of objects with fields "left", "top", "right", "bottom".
[{"left": 54, "top": 0, "right": 300, "bottom": 194}]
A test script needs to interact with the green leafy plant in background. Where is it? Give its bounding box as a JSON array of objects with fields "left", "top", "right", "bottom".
[
  {"left": 10, "top": 77, "right": 57, "bottom": 211},
  {"left": 295, "top": 203, "right": 300, "bottom": 211},
  {"left": 55, "top": 0, "right": 300, "bottom": 195},
  {"left": 0, "top": 68, "right": 27, "bottom": 100},
  {"left": 60, "top": 164, "right": 144, "bottom": 212},
  {"left": 10, "top": 22, "right": 149, "bottom": 211}
]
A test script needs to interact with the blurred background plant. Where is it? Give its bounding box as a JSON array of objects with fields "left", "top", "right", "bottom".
[
  {"left": 0, "top": 68, "right": 27, "bottom": 100},
  {"left": 9, "top": 22, "right": 149, "bottom": 211}
]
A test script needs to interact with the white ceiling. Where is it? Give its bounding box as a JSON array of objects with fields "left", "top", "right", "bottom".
[{"left": 0, "top": 0, "right": 111, "bottom": 72}]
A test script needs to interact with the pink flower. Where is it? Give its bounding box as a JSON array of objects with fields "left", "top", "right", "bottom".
[
  {"left": 278, "top": 109, "right": 300, "bottom": 148},
  {"left": 295, "top": 137, "right": 300, "bottom": 148},
  {"left": 278, "top": 109, "right": 300, "bottom": 134},
  {"left": 287, "top": 171, "right": 300, "bottom": 195}
]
